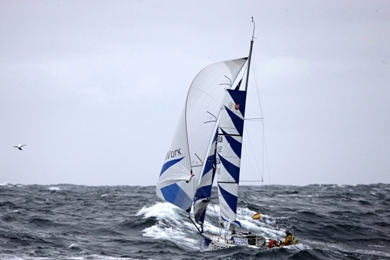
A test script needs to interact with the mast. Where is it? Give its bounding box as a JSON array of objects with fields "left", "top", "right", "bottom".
[{"left": 245, "top": 17, "right": 255, "bottom": 92}]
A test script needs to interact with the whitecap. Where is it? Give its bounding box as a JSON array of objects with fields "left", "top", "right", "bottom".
[
  {"left": 138, "top": 202, "right": 199, "bottom": 250},
  {"left": 136, "top": 202, "right": 179, "bottom": 220},
  {"left": 69, "top": 243, "right": 78, "bottom": 249}
]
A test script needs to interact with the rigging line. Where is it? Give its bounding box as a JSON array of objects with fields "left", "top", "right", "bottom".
[
  {"left": 262, "top": 122, "right": 266, "bottom": 183},
  {"left": 203, "top": 194, "right": 223, "bottom": 236},
  {"left": 188, "top": 215, "right": 203, "bottom": 234},
  {"left": 253, "top": 108, "right": 271, "bottom": 184},
  {"left": 248, "top": 28, "right": 271, "bottom": 184},
  {"left": 252, "top": 53, "right": 264, "bottom": 117},
  {"left": 184, "top": 86, "right": 193, "bottom": 180},
  {"left": 247, "top": 119, "right": 270, "bottom": 184},
  {"left": 193, "top": 153, "right": 203, "bottom": 167},
  {"left": 243, "top": 125, "right": 263, "bottom": 182},
  {"left": 263, "top": 125, "right": 272, "bottom": 184},
  {"left": 251, "top": 16, "right": 256, "bottom": 41},
  {"left": 245, "top": 117, "right": 264, "bottom": 121}
]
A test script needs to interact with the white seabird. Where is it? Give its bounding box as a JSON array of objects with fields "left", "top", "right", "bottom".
[{"left": 14, "top": 144, "right": 26, "bottom": 151}]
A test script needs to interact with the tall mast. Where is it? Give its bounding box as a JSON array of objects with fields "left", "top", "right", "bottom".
[{"left": 245, "top": 17, "right": 255, "bottom": 92}]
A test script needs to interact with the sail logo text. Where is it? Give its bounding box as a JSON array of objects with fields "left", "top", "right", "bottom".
[{"left": 166, "top": 149, "right": 182, "bottom": 160}]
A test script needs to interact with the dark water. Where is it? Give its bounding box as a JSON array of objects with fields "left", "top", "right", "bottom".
[{"left": 0, "top": 183, "right": 389, "bottom": 260}]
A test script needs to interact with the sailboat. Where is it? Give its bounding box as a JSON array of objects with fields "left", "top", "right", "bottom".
[{"left": 156, "top": 20, "right": 282, "bottom": 250}]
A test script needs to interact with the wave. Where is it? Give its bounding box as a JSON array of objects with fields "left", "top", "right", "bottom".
[{"left": 0, "top": 184, "right": 389, "bottom": 259}]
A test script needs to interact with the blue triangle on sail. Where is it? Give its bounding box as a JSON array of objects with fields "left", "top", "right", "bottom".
[
  {"left": 202, "top": 154, "right": 215, "bottom": 177},
  {"left": 160, "top": 183, "right": 192, "bottom": 210},
  {"left": 218, "top": 184, "right": 237, "bottom": 213},
  {"left": 227, "top": 89, "right": 246, "bottom": 117},
  {"left": 221, "top": 215, "right": 241, "bottom": 227},
  {"left": 203, "top": 236, "right": 212, "bottom": 247},
  {"left": 195, "top": 185, "right": 212, "bottom": 199},
  {"left": 198, "top": 208, "right": 206, "bottom": 224},
  {"left": 195, "top": 154, "right": 215, "bottom": 198},
  {"left": 195, "top": 184, "right": 213, "bottom": 198},
  {"left": 219, "top": 155, "right": 239, "bottom": 183},
  {"left": 160, "top": 157, "right": 184, "bottom": 177},
  {"left": 224, "top": 106, "right": 244, "bottom": 136},
  {"left": 233, "top": 220, "right": 242, "bottom": 227},
  {"left": 194, "top": 130, "right": 217, "bottom": 199},
  {"left": 220, "top": 129, "right": 242, "bottom": 158}
]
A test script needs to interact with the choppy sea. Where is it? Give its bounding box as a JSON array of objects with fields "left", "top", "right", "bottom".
[{"left": 0, "top": 183, "right": 389, "bottom": 260}]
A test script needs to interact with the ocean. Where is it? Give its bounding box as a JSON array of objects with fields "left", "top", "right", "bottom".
[{"left": 0, "top": 183, "right": 389, "bottom": 260}]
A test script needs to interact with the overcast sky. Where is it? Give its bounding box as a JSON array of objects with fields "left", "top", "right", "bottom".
[{"left": 1, "top": 1, "right": 389, "bottom": 186}]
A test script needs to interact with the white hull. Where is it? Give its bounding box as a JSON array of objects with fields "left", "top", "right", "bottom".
[{"left": 202, "top": 233, "right": 271, "bottom": 250}]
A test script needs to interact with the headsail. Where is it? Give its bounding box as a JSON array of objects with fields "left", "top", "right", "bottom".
[
  {"left": 157, "top": 58, "right": 248, "bottom": 211},
  {"left": 216, "top": 88, "right": 247, "bottom": 228},
  {"left": 193, "top": 130, "right": 217, "bottom": 225}
]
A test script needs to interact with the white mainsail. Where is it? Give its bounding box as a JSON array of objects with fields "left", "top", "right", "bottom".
[{"left": 157, "top": 58, "right": 247, "bottom": 211}]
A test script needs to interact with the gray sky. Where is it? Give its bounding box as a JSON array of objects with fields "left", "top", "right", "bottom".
[{"left": 1, "top": 0, "right": 389, "bottom": 186}]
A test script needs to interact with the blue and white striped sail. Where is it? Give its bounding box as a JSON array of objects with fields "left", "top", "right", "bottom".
[
  {"left": 157, "top": 58, "right": 247, "bottom": 212},
  {"left": 193, "top": 131, "right": 217, "bottom": 225},
  {"left": 216, "top": 89, "right": 247, "bottom": 228}
]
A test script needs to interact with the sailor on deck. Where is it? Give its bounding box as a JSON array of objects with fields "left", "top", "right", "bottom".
[{"left": 279, "top": 230, "right": 294, "bottom": 247}]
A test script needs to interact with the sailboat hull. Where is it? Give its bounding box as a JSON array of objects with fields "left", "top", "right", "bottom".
[{"left": 202, "top": 233, "right": 270, "bottom": 250}]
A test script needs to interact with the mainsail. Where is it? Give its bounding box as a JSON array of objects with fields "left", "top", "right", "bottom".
[
  {"left": 216, "top": 88, "right": 247, "bottom": 228},
  {"left": 156, "top": 58, "right": 247, "bottom": 211}
]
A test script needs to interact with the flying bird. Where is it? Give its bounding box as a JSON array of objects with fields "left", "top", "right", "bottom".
[{"left": 14, "top": 144, "right": 26, "bottom": 151}]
